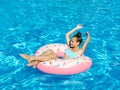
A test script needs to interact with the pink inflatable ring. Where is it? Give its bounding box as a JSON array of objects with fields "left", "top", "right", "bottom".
[{"left": 35, "top": 43, "right": 92, "bottom": 75}]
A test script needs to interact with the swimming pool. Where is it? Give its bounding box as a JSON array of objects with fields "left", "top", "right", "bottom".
[{"left": 0, "top": 0, "right": 120, "bottom": 89}]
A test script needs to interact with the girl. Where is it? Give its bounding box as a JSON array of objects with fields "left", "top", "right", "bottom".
[{"left": 20, "top": 24, "right": 90, "bottom": 68}]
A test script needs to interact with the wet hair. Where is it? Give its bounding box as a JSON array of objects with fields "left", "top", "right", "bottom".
[{"left": 73, "top": 32, "right": 82, "bottom": 45}]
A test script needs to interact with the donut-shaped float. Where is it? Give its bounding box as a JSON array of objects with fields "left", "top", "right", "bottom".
[{"left": 35, "top": 43, "right": 92, "bottom": 75}]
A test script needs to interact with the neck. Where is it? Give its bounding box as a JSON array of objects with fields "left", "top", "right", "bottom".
[{"left": 72, "top": 46, "right": 79, "bottom": 52}]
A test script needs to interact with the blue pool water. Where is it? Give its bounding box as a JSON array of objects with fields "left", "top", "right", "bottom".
[{"left": 0, "top": 0, "right": 120, "bottom": 90}]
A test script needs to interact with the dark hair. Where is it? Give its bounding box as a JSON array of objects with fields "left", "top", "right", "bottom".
[{"left": 73, "top": 32, "right": 82, "bottom": 45}]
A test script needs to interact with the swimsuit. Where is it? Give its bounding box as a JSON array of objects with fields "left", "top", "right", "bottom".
[
  {"left": 65, "top": 49, "right": 79, "bottom": 58},
  {"left": 56, "top": 49, "right": 79, "bottom": 59}
]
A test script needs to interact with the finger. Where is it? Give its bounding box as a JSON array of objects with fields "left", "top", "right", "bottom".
[
  {"left": 78, "top": 24, "right": 82, "bottom": 26},
  {"left": 85, "top": 32, "right": 88, "bottom": 34},
  {"left": 85, "top": 32, "right": 89, "bottom": 35}
]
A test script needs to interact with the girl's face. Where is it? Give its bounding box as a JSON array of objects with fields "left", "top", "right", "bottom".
[{"left": 69, "top": 37, "right": 79, "bottom": 48}]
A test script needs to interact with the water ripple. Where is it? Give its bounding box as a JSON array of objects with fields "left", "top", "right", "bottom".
[{"left": 0, "top": 0, "right": 120, "bottom": 89}]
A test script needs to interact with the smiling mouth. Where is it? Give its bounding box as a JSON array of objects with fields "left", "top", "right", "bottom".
[{"left": 69, "top": 44, "right": 74, "bottom": 48}]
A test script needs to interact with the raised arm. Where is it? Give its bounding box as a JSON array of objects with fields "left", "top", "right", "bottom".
[
  {"left": 66, "top": 24, "right": 82, "bottom": 45},
  {"left": 81, "top": 32, "right": 90, "bottom": 54}
]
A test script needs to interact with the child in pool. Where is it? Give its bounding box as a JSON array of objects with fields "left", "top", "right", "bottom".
[{"left": 20, "top": 24, "right": 90, "bottom": 68}]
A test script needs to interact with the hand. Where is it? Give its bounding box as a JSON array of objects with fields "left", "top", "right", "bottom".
[
  {"left": 85, "top": 32, "right": 90, "bottom": 36},
  {"left": 85, "top": 32, "right": 90, "bottom": 39},
  {"left": 75, "top": 24, "right": 83, "bottom": 29}
]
